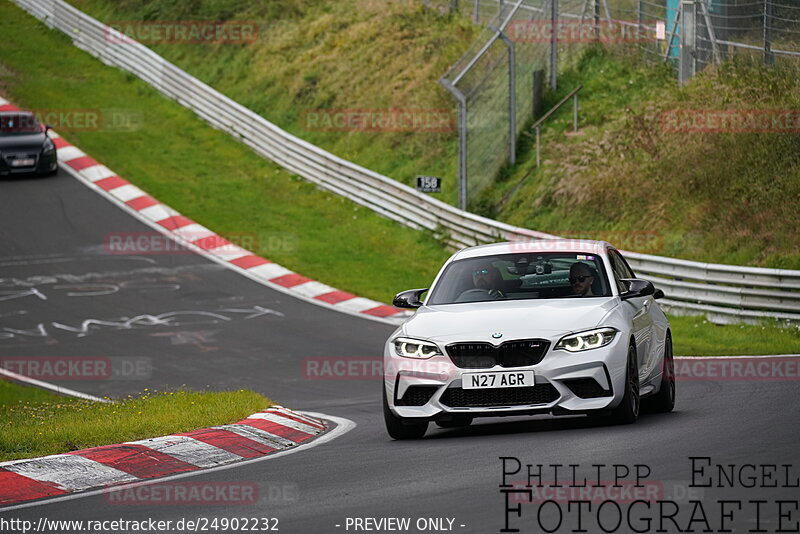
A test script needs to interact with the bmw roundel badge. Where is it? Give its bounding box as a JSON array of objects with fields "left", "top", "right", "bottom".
[{"left": 492, "top": 332, "right": 503, "bottom": 339}]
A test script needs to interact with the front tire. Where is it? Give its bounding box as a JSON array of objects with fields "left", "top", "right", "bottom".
[
  {"left": 646, "top": 333, "right": 675, "bottom": 413},
  {"left": 609, "top": 344, "right": 640, "bottom": 424},
  {"left": 383, "top": 386, "right": 428, "bottom": 440}
]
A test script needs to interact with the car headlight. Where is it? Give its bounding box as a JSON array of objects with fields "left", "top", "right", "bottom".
[
  {"left": 555, "top": 328, "right": 617, "bottom": 352},
  {"left": 393, "top": 337, "right": 441, "bottom": 359}
]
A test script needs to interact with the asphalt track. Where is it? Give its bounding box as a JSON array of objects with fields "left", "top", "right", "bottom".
[{"left": 1, "top": 170, "right": 799, "bottom": 533}]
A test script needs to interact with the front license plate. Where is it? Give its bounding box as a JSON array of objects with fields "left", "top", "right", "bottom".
[
  {"left": 462, "top": 370, "right": 534, "bottom": 390},
  {"left": 11, "top": 158, "right": 35, "bottom": 167}
]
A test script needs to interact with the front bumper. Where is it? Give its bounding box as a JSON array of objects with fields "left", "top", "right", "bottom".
[
  {"left": 0, "top": 151, "right": 57, "bottom": 176},
  {"left": 384, "top": 334, "right": 629, "bottom": 420}
]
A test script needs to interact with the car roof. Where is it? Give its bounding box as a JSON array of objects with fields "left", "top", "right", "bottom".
[{"left": 451, "top": 240, "right": 611, "bottom": 261}]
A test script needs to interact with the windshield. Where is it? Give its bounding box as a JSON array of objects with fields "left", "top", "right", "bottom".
[
  {"left": 0, "top": 113, "right": 42, "bottom": 136},
  {"left": 427, "top": 252, "right": 612, "bottom": 305}
]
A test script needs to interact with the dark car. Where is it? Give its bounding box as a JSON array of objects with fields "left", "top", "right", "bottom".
[{"left": 0, "top": 111, "right": 58, "bottom": 176}]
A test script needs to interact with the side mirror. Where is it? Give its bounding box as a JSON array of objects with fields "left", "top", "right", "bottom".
[
  {"left": 619, "top": 279, "right": 655, "bottom": 301},
  {"left": 392, "top": 288, "right": 428, "bottom": 309},
  {"left": 44, "top": 125, "right": 53, "bottom": 134},
  {"left": 653, "top": 288, "right": 665, "bottom": 300}
]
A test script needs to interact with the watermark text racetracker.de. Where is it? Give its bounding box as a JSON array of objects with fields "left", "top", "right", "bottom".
[
  {"left": 0, "top": 356, "right": 151, "bottom": 381},
  {"left": 302, "top": 357, "right": 454, "bottom": 382},
  {"left": 507, "top": 19, "right": 651, "bottom": 43},
  {"left": 675, "top": 356, "right": 800, "bottom": 381},
  {"left": 104, "top": 21, "right": 259, "bottom": 45},
  {"left": 103, "top": 480, "right": 298, "bottom": 506},
  {"left": 104, "top": 232, "right": 298, "bottom": 256},
  {"left": 661, "top": 109, "right": 800, "bottom": 133},
  {"left": 9, "top": 109, "right": 142, "bottom": 132},
  {"left": 301, "top": 108, "right": 456, "bottom": 133}
]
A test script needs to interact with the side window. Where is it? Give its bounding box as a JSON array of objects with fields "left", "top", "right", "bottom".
[{"left": 607, "top": 250, "right": 630, "bottom": 294}]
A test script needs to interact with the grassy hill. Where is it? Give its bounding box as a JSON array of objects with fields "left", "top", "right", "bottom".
[
  {"left": 483, "top": 47, "right": 800, "bottom": 268},
  {"left": 67, "top": 0, "right": 477, "bottom": 206},
  {"left": 64, "top": 0, "right": 799, "bottom": 268}
]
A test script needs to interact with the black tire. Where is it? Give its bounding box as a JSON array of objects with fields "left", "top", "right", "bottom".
[
  {"left": 646, "top": 334, "right": 675, "bottom": 413},
  {"left": 383, "top": 387, "right": 428, "bottom": 440},
  {"left": 609, "top": 344, "right": 640, "bottom": 425},
  {"left": 435, "top": 416, "right": 473, "bottom": 428}
]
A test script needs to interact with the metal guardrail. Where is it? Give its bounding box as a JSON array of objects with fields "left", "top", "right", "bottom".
[{"left": 15, "top": 0, "right": 800, "bottom": 324}]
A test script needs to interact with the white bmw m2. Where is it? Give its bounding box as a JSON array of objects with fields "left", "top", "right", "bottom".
[{"left": 383, "top": 240, "right": 675, "bottom": 439}]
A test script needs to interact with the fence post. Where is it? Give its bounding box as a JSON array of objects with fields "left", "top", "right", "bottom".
[
  {"left": 637, "top": 0, "right": 643, "bottom": 41},
  {"left": 594, "top": 0, "right": 600, "bottom": 41},
  {"left": 679, "top": 0, "right": 696, "bottom": 85},
  {"left": 533, "top": 69, "right": 544, "bottom": 118},
  {"left": 550, "top": 0, "right": 558, "bottom": 90},
  {"left": 474, "top": 0, "right": 480, "bottom": 24},
  {"left": 498, "top": 31, "right": 516, "bottom": 166},
  {"left": 573, "top": 93, "right": 579, "bottom": 132},
  {"left": 764, "top": 0, "right": 774, "bottom": 66},
  {"left": 439, "top": 79, "right": 468, "bottom": 210}
]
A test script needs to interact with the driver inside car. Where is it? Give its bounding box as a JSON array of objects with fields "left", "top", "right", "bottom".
[
  {"left": 472, "top": 264, "right": 505, "bottom": 298},
  {"left": 569, "top": 262, "right": 596, "bottom": 296}
]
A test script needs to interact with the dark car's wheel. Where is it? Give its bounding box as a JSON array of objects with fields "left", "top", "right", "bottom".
[
  {"left": 435, "top": 415, "right": 473, "bottom": 429},
  {"left": 383, "top": 386, "right": 428, "bottom": 440},
  {"left": 646, "top": 333, "right": 675, "bottom": 413},
  {"left": 609, "top": 344, "right": 640, "bottom": 425}
]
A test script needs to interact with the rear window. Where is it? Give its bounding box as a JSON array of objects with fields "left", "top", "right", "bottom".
[
  {"left": 427, "top": 252, "right": 612, "bottom": 305},
  {"left": 0, "top": 114, "right": 42, "bottom": 135}
]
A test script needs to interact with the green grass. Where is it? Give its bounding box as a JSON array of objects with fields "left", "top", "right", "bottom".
[
  {"left": 0, "top": 380, "right": 270, "bottom": 461},
  {"left": 669, "top": 316, "right": 800, "bottom": 356},
  {"left": 1, "top": 2, "right": 797, "bottom": 357},
  {"left": 0, "top": 1, "right": 451, "bottom": 304}
]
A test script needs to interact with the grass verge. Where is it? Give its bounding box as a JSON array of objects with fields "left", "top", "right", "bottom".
[
  {"left": 0, "top": 380, "right": 270, "bottom": 462},
  {"left": 669, "top": 316, "right": 800, "bottom": 356}
]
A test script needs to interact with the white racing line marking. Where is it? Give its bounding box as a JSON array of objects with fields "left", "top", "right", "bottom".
[
  {"left": 0, "top": 367, "right": 110, "bottom": 403},
  {"left": 0, "top": 412, "right": 356, "bottom": 513}
]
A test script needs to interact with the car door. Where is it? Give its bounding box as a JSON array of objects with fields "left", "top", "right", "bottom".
[{"left": 608, "top": 249, "right": 654, "bottom": 377}]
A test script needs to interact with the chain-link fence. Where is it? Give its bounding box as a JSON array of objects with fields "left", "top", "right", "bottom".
[
  {"left": 434, "top": 0, "right": 799, "bottom": 208},
  {"left": 632, "top": 1, "right": 800, "bottom": 81},
  {"left": 438, "top": 0, "right": 593, "bottom": 208}
]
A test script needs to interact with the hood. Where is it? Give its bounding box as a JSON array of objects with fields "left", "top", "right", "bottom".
[
  {"left": 401, "top": 298, "right": 618, "bottom": 344},
  {"left": 0, "top": 132, "right": 47, "bottom": 152}
]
